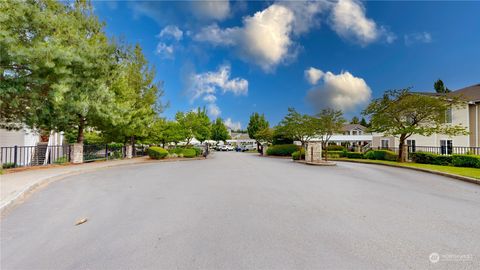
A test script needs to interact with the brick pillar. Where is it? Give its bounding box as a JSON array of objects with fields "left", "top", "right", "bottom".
[
  {"left": 70, "top": 143, "right": 83, "bottom": 164},
  {"left": 125, "top": 144, "right": 133, "bottom": 159}
]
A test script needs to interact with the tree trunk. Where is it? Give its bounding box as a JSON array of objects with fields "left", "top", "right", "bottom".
[
  {"left": 398, "top": 134, "right": 407, "bottom": 162},
  {"left": 76, "top": 116, "right": 85, "bottom": 144},
  {"left": 324, "top": 142, "right": 328, "bottom": 162}
]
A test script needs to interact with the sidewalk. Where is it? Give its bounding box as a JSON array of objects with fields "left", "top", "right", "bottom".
[{"left": 0, "top": 157, "right": 150, "bottom": 212}]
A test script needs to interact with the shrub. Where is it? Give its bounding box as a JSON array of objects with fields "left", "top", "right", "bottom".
[
  {"left": 54, "top": 156, "right": 68, "bottom": 164},
  {"left": 148, "top": 147, "right": 168, "bottom": 159},
  {"left": 183, "top": 148, "right": 197, "bottom": 158},
  {"left": 326, "top": 150, "right": 346, "bottom": 158},
  {"left": 193, "top": 147, "right": 202, "bottom": 156},
  {"left": 346, "top": 152, "right": 364, "bottom": 159},
  {"left": 267, "top": 144, "right": 299, "bottom": 156},
  {"left": 292, "top": 149, "right": 305, "bottom": 160},
  {"left": 410, "top": 152, "right": 452, "bottom": 166},
  {"left": 452, "top": 154, "right": 480, "bottom": 168},
  {"left": 364, "top": 151, "right": 376, "bottom": 160},
  {"left": 383, "top": 151, "right": 398, "bottom": 161},
  {"left": 326, "top": 145, "right": 345, "bottom": 151},
  {"left": 2, "top": 162, "right": 15, "bottom": 169}
]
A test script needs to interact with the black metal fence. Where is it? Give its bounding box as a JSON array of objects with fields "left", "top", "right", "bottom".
[
  {"left": 0, "top": 145, "right": 70, "bottom": 168},
  {"left": 83, "top": 144, "right": 126, "bottom": 162},
  {"left": 368, "top": 146, "right": 480, "bottom": 157}
]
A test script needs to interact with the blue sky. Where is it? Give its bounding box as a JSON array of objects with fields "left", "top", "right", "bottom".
[{"left": 93, "top": 0, "right": 480, "bottom": 130}]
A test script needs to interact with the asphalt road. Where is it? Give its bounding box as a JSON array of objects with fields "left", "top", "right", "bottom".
[{"left": 1, "top": 152, "right": 479, "bottom": 269}]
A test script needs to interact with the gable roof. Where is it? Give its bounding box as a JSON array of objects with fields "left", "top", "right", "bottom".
[
  {"left": 449, "top": 84, "right": 480, "bottom": 102},
  {"left": 342, "top": 124, "right": 367, "bottom": 132}
]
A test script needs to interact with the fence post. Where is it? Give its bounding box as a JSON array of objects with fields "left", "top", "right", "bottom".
[
  {"left": 105, "top": 144, "right": 108, "bottom": 160},
  {"left": 13, "top": 145, "right": 18, "bottom": 168}
]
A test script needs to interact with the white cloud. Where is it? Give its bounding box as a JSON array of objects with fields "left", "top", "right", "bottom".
[
  {"left": 189, "top": 64, "right": 248, "bottom": 101},
  {"left": 194, "top": 4, "right": 296, "bottom": 71},
  {"left": 330, "top": 0, "right": 393, "bottom": 45},
  {"left": 306, "top": 68, "right": 371, "bottom": 112},
  {"left": 203, "top": 94, "right": 217, "bottom": 103},
  {"left": 159, "top": 25, "right": 183, "bottom": 41},
  {"left": 404, "top": 32, "right": 432, "bottom": 46},
  {"left": 305, "top": 67, "right": 325, "bottom": 85},
  {"left": 276, "top": 0, "right": 327, "bottom": 35},
  {"left": 225, "top": 118, "right": 241, "bottom": 130},
  {"left": 155, "top": 43, "right": 174, "bottom": 59},
  {"left": 190, "top": 0, "right": 230, "bottom": 21},
  {"left": 207, "top": 103, "right": 221, "bottom": 118}
]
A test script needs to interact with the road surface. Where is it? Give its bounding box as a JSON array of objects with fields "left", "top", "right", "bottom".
[{"left": 1, "top": 152, "right": 479, "bottom": 269}]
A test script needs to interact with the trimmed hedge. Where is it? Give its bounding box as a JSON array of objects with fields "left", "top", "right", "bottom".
[
  {"left": 183, "top": 148, "right": 197, "bottom": 158},
  {"left": 267, "top": 144, "right": 299, "bottom": 156},
  {"left": 452, "top": 154, "right": 480, "bottom": 168},
  {"left": 148, "top": 147, "right": 168, "bottom": 159},
  {"left": 326, "top": 150, "right": 346, "bottom": 158},
  {"left": 411, "top": 152, "right": 452, "bottom": 166},
  {"left": 292, "top": 149, "right": 305, "bottom": 160},
  {"left": 364, "top": 150, "right": 397, "bottom": 161},
  {"left": 326, "top": 145, "right": 345, "bottom": 151},
  {"left": 345, "top": 152, "right": 364, "bottom": 159}
]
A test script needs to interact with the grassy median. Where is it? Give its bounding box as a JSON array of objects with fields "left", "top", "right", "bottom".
[{"left": 333, "top": 158, "right": 480, "bottom": 180}]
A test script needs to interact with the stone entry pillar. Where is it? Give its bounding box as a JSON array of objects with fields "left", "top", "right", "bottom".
[
  {"left": 70, "top": 143, "right": 83, "bottom": 164},
  {"left": 125, "top": 144, "right": 133, "bottom": 159},
  {"left": 262, "top": 144, "right": 268, "bottom": 156},
  {"left": 305, "top": 142, "right": 322, "bottom": 162}
]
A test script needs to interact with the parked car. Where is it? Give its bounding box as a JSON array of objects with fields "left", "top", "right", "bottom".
[{"left": 225, "top": 145, "right": 235, "bottom": 151}]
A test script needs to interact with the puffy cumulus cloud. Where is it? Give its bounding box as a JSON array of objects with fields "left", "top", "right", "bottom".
[
  {"left": 207, "top": 103, "right": 221, "bottom": 118},
  {"left": 190, "top": 0, "right": 230, "bottom": 21},
  {"left": 306, "top": 69, "right": 371, "bottom": 112},
  {"left": 189, "top": 65, "right": 248, "bottom": 100},
  {"left": 305, "top": 67, "right": 325, "bottom": 85},
  {"left": 159, "top": 25, "right": 183, "bottom": 41},
  {"left": 155, "top": 43, "right": 174, "bottom": 59},
  {"left": 330, "top": 0, "right": 394, "bottom": 45},
  {"left": 186, "top": 65, "right": 248, "bottom": 119},
  {"left": 225, "top": 118, "right": 241, "bottom": 130},
  {"left": 194, "top": 4, "right": 296, "bottom": 71},
  {"left": 276, "top": 0, "right": 327, "bottom": 35},
  {"left": 404, "top": 32, "right": 432, "bottom": 46}
]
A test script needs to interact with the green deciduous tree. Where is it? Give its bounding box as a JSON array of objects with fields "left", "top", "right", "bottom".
[
  {"left": 315, "top": 109, "right": 346, "bottom": 161},
  {"left": 247, "top": 112, "right": 269, "bottom": 149},
  {"left": 363, "top": 88, "right": 466, "bottom": 161},
  {"left": 255, "top": 127, "right": 274, "bottom": 145},
  {"left": 175, "top": 108, "right": 211, "bottom": 146},
  {"left": 276, "top": 108, "right": 317, "bottom": 160},
  {"left": 211, "top": 117, "right": 230, "bottom": 144}
]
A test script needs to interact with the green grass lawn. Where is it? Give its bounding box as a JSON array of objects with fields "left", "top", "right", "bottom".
[{"left": 334, "top": 158, "right": 480, "bottom": 180}]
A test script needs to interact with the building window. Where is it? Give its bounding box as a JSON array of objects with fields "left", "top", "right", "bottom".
[
  {"left": 445, "top": 107, "right": 453, "bottom": 124},
  {"left": 440, "top": 140, "right": 453, "bottom": 155},
  {"left": 407, "top": 139, "right": 416, "bottom": 152},
  {"left": 381, "top": 139, "right": 389, "bottom": 149},
  {"left": 352, "top": 130, "right": 357, "bottom": 135}
]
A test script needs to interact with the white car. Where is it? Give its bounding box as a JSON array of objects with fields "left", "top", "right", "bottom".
[{"left": 225, "top": 145, "right": 235, "bottom": 151}]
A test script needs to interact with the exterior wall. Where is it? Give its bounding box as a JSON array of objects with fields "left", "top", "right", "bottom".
[
  {"left": 0, "top": 128, "right": 39, "bottom": 147},
  {"left": 477, "top": 103, "right": 480, "bottom": 147},
  {"left": 372, "top": 104, "right": 472, "bottom": 148},
  {"left": 469, "top": 104, "right": 477, "bottom": 147}
]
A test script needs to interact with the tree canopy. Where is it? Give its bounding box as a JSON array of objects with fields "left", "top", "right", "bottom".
[
  {"left": 434, "top": 79, "right": 451, "bottom": 93},
  {"left": 247, "top": 112, "right": 269, "bottom": 143},
  {"left": 363, "top": 88, "right": 466, "bottom": 161},
  {"left": 211, "top": 117, "right": 230, "bottom": 143}
]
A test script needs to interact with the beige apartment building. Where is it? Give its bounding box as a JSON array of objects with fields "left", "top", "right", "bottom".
[{"left": 372, "top": 84, "right": 480, "bottom": 152}]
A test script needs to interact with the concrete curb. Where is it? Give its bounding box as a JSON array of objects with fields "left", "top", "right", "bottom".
[
  {"left": 0, "top": 157, "right": 206, "bottom": 215},
  {"left": 294, "top": 160, "right": 337, "bottom": 166},
  {"left": 333, "top": 159, "right": 480, "bottom": 185}
]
